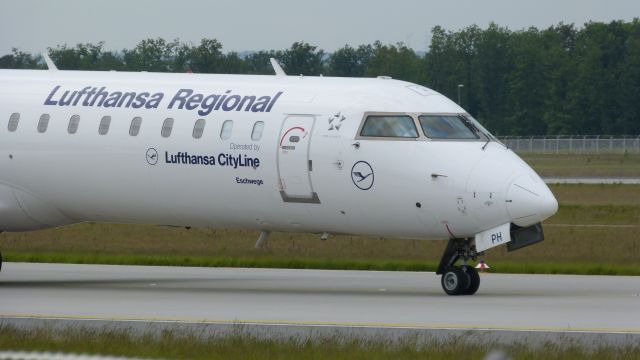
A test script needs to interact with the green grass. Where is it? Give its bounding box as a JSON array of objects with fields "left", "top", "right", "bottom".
[
  {"left": 546, "top": 204, "right": 640, "bottom": 224},
  {"left": 0, "top": 325, "right": 638, "bottom": 360},
  {"left": 549, "top": 184, "right": 640, "bottom": 205},
  {"left": 521, "top": 154, "right": 640, "bottom": 177}
]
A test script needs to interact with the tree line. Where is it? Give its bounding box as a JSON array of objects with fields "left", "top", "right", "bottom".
[{"left": 1, "top": 20, "right": 639, "bottom": 136}]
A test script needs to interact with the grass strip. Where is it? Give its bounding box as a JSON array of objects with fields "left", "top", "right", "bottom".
[
  {"left": 5, "top": 252, "right": 640, "bottom": 276},
  {"left": 0, "top": 324, "right": 638, "bottom": 360}
]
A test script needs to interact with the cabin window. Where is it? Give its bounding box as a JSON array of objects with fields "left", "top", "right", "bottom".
[
  {"left": 68, "top": 115, "right": 80, "bottom": 134},
  {"left": 251, "top": 121, "right": 264, "bottom": 141},
  {"left": 360, "top": 115, "right": 418, "bottom": 138},
  {"left": 220, "top": 120, "right": 233, "bottom": 140},
  {"left": 129, "top": 117, "right": 142, "bottom": 136},
  {"left": 98, "top": 116, "right": 111, "bottom": 135},
  {"left": 161, "top": 118, "right": 174, "bottom": 138},
  {"left": 37, "top": 114, "right": 50, "bottom": 133},
  {"left": 192, "top": 119, "right": 206, "bottom": 139},
  {"left": 418, "top": 115, "right": 479, "bottom": 140},
  {"left": 8, "top": 113, "right": 20, "bottom": 132}
]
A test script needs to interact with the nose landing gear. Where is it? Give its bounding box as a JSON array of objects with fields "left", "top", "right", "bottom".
[{"left": 437, "top": 238, "right": 481, "bottom": 295}]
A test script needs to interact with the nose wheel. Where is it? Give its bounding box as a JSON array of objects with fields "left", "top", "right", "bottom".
[
  {"left": 440, "top": 265, "right": 480, "bottom": 295},
  {"left": 437, "top": 238, "right": 481, "bottom": 295}
]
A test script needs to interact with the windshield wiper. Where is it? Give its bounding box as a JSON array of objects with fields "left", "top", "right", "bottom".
[{"left": 482, "top": 137, "right": 491, "bottom": 150}]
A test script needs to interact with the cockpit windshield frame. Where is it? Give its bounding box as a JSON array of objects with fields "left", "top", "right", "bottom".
[{"left": 356, "top": 112, "right": 493, "bottom": 142}]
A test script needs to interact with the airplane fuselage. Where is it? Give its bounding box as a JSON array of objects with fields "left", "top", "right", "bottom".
[{"left": 0, "top": 70, "right": 557, "bottom": 240}]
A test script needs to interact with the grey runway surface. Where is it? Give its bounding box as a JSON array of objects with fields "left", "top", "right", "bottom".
[{"left": 1, "top": 263, "right": 639, "bottom": 345}]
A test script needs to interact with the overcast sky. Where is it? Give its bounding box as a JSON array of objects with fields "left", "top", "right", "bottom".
[{"left": 1, "top": 0, "right": 638, "bottom": 56}]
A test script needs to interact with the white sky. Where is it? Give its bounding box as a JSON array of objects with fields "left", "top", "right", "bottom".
[{"left": 1, "top": 0, "right": 638, "bottom": 55}]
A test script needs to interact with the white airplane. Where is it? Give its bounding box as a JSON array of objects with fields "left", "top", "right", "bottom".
[{"left": 0, "top": 57, "right": 557, "bottom": 295}]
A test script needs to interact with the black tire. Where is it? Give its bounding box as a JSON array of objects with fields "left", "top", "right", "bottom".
[
  {"left": 440, "top": 266, "right": 469, "bottom": 295},
  {"left": 461, "top": 265, "right": 480, "bottom": 295}
]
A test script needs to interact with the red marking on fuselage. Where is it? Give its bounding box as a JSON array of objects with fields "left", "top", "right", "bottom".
[
  {"left": 445, "top": 223, "right": 456, "bottom": 238},
  {"left": 280, "top": 127, "right": 305, "bottom": 147}
]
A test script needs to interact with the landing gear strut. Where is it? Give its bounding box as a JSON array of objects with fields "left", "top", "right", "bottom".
[{"left": 437, "top": 238, "right": 480, "bottom": 295}]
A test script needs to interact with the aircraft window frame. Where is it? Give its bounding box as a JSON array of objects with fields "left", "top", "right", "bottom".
[
  {"left": 8, "top": 113, "right": 20, "bottom": 132},
  {"left": 418, "top": 114, "right": 481, "bottom": 141},
  {"left": 220, "top": 120, "right": 233, "bottom": 140},
  {"left": 161, "top": 117, "right": 174, "bottom": 138},
  {"left": 192, "top": 119, "right": 206, "bottom": 139},
  {"left": 37, "top": 114, "right": 50, "bottom": 133},
  {"left": 129, "top": 117, "right": 142, "bottom": 136},
  {"left": 98, "top": 116, "right": 111, "bottom": 135},
  {"left": 251, "top": 121, "right": 265, "bottom": 141},
  {"left": 356, "top": 113, "right": 421, "bottom": 140},
  {"left": 68, "top": 115, "right": 80, "bottom": 134}
]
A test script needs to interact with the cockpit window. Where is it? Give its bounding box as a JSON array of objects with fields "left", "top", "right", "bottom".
[
  {"left": 418, "top": 115, "right": 479, "bottom": 140},
  {"left": 360, "top": 115, "right": 418, "bottom": 138}
]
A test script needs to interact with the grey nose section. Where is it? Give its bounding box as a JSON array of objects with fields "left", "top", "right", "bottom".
[{"left": 506, "top": 175, "right": 558, "bottom": 227}]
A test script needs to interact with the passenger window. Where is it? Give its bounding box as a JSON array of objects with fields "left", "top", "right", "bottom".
[
  {"left": 8, "top": 113, "right": 20, "bottom": 132},
  {"left": 192, "top": 119, "right": 206, "bottom": 139},
  {"left": 360, "top": 115, "right": 418, "bottom": 138},
  {"left": 251, "top": 121, "right": 264, "bottom": 141},
  {"left": 161, "top": 118, "right": 174, "bottom": 138},
  {"left": 129, "top": 117, "right": 142, "bottom": 136},
  {"left": 220, "top": 120, "right": 233, "bottom": 140},
  {"left": 98, "top": 116, "right": 111, "bottom": 135},
  {"left": 68, "top": 115, "right": 80, "bottom": 134},
  {"left": 418, "top": 115, "right": 479, "bottom": 139},
  {"left": 37, "top": 114, "right": 50, "bottom": 133}
]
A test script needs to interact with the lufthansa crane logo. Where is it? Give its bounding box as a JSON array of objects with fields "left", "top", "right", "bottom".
[
  {"left": 351, "top": 161, "right": 374, "bottom": 190},
  {"left": 146, "top": 148, "right": 159, "bottom": 165}
]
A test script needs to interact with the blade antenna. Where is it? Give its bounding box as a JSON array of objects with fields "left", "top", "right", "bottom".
[
  {"left": 270, "top": 58, "right": 286, "bottom": 76},
  {"left": 42, "top": 53, "right": 58, "bottom": 71}
]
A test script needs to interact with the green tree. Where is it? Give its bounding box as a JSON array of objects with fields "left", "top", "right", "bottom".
[
  {"left": 280, "top": 42, "right": 324, "bottom": 76},
  {"left": 48, "top": 42, "right": 123, "bottom": 71},
  {"left": 122, "top": 38, "right": 178, "bottom": 72},
  {"left": 327, "top": 44, "right": 373, "bottom": 77},
  {"left": 244, "top": 50, "right": 282, "bottom": 75},
  {"left": 618, "top": 19, "right": 640, "bottom": 134},
  {"left": 540, "top": 24, "right": 577, "bottom": 135},
  {"left": 365, "top": 41, "right": 422, "bottom": 82},
  {"left": 189, "top": 38, "right": 224, "bottom": 73},
  {"left": 0, "top": 48, "right": 42, "bottom": 69}
]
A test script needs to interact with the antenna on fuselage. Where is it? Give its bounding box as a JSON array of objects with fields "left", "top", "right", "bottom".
[
  {"left": 270, "top": 58, "right": 286, "bottom": 76},
  {"left": 42, "top": 53, "right": 58, "bottom": 71}
]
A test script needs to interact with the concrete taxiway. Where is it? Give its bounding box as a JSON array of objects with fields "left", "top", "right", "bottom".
[{"left": 1, "top": 263, "right": 639, "bottom": 346}]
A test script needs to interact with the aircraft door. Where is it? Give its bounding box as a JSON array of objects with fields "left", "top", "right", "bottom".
[{"left": 277, "top": 116, "right": 320, "bottom": 203}]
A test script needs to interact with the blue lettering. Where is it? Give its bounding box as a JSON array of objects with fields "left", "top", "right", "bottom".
[
  {"left": 168, "top": 89, "right": 193, "bottom": 109},
  {"left": 43, "top": 86, "right": 282, "bottom": 114},
  {"left": 185, "top": 94, "right": 203, "bottom": 110},
  {"left": 44, "top": 85, "right": 61, "bottom": 105}
]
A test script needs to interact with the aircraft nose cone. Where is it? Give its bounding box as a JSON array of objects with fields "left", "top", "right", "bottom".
[{"left": 506, "top": 175, "right": 558, "bottom": 227}]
